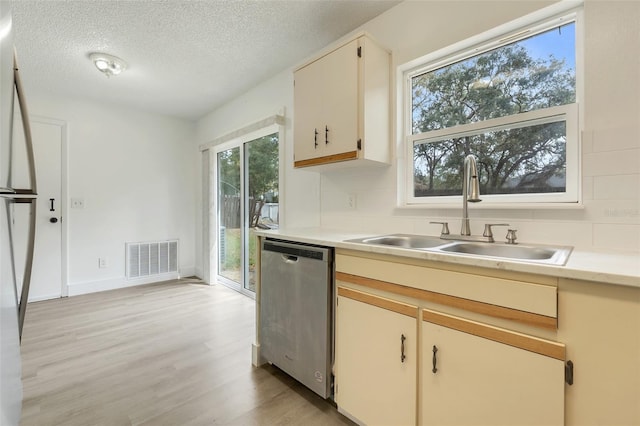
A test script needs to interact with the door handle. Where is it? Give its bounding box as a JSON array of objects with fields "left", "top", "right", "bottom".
[
  {"left": 50, "top": 198, "right": 55, "bottom": 212},
  {"left": 401, "top": 334, "right": 406, "bottom": 363},
  {"left": 50, "top": 217, "right": 58, "bottom": 223}
]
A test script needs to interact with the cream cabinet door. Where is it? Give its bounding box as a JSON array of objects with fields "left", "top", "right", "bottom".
[
  {"left": 335, "top": 288, "right": 417, "bottom": 426},
  {"left": 421, "top": 310, "right": 565, "bottom": 426},
  {"left": 294, "top": 39, "right": 359, "bottom": 164},
  {"left": 321, "top": 38, "right": 359, "bottom": 158},
  {"left": 293, "top": 35, "right": 389, "bottom": 168},
  {"left": 293, "top": 56, "right": 324, "bottom": 163}
]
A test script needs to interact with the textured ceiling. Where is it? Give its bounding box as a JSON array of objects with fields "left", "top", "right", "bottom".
[{"left": 10, "top": 0, "right": 399, "bottom": 121}]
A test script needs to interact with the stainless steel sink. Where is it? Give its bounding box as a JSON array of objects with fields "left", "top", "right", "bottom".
[
  {"left": 438, "top": 242, "right": 572, "bottom": 265},
  {"left": 346, "top": 234, "right": 446, "bottom": 249},
  {"left": 344, "top": 234, "right": 572, "bottom": 266}
]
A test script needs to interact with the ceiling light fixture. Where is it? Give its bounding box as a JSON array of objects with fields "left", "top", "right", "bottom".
[{"left": 89, "top": 52, "right": 127, "bottom": 78}]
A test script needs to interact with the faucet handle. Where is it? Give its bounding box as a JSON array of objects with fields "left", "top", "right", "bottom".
[
  {"left": 430, "top": 221, "right": 450, "bottom": 236},
  {"left": 483, "top": 223, "right": 509, "bottom": 239},
  {"left": 506, "top": 229, "right": 518, "bottom": 245}
]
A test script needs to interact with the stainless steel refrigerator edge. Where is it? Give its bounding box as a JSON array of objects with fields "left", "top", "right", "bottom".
[
  {"left": 1, "top": 2, "right": 37, "bottom": 424},
  {"left": 260, "top": 239, "right": 333, "bottom": 399}
]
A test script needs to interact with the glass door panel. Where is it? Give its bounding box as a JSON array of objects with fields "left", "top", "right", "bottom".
[
  {"left": 244, "top": 133, "right": 279, "bottom": 292},
  {"left": 217, "top": 147, "right": 241, "bottom": 287},
  {"left": 214, "top": 130, "right": 279, "bottom": 295}
]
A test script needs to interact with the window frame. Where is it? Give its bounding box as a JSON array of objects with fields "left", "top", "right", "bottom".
[{"left": 399, "top": 5, "right": 583, "bottom": 208}]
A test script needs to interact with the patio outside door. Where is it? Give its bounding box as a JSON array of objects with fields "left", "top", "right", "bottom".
[{"left": 216, "top": 131, "right": 278, "bottom": 295}]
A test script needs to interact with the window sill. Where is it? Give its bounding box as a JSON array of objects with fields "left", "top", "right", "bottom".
[{"left": 397, "top": 202, "right": 585, "bottom": 211}]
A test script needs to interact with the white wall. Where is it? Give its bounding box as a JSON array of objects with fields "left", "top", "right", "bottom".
[
  {"left": 29, "top": 93, "right": 197, "bottom": 295},
  {"left": 195, "top": 0, "right": 639, "bottom": 257}
]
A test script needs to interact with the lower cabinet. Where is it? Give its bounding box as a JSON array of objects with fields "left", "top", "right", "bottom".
[
  {"left": 331, "top": 249, "right": 639, "bottom": 425},
  {"left": 335, "top": 287, "right": 418, "bottom": 426},
  {"left": 334, "top": 287, "right": 567, "bottom": 426},
  {"left": 421, "top": 309, "right": 566, "bottom": 426}
]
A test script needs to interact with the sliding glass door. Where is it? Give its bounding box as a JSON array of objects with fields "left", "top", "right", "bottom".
[
  {"left": 216, "top": 129, "right": 279, "bottom": 296},
  {"left": 217, "top": 146, "right": 241, "bottom": 285},
  {"left": 244, "top": 133, "right": 279, "bottom": 292}
]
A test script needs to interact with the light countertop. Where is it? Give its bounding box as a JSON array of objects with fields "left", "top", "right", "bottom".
[{"left": 255, "top": 227, "right": 640, "bottom": 289}]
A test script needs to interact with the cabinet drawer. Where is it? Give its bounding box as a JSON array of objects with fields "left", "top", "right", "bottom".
[{"left": 337, "top": 252, "right": 558, "bottom": 319}]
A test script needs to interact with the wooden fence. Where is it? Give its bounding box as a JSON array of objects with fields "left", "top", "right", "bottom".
[{"left": 220, "top": 195, "right": 265, "bottom": 228}]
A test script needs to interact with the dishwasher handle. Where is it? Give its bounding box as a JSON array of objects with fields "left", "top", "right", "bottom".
[
  {"left": 282, "top": 254, "right": 299, "bottom": 263},
  {"left": 262, "top": 240, "right": 329, "bottom": 262}
]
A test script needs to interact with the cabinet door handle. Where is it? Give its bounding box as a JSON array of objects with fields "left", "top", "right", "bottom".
[
  {"left": 432, "top": 345, "right": 438, "bottom": 373},
  {"left": 314, "top": 128, "right": 318, "bottom": 148},
  {"left": 325, "top": 125, "right": 329, "bottom": 144},
  {"left": 400, "top": 334, "right": 406, "bottom": 363},
  {"left": 565, "top": 360, "right": 574, "bottom": 385}
]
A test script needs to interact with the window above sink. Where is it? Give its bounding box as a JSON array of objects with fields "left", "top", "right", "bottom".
[{"left": 399, "top": 5, "right": 583, "bottom": 208}]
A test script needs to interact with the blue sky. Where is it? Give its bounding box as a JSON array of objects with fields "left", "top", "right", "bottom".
[{"left": 519, "top": 22, "right": 575, "bottom": 70}]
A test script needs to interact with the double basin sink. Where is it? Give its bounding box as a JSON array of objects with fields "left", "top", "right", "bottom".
[{"left": 345, "top": 234, "right": 572, "bottom": 266}]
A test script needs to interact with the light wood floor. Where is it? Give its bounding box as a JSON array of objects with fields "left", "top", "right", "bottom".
[{"left": 20, "top": 278, "right": 354, "bottom": 426}]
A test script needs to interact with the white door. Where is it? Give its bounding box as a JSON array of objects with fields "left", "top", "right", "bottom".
[{"left": 13, "top": 117, "right": 63, "bottom": 301}]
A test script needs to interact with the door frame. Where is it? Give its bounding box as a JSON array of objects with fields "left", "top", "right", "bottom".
[
  {"left": 212, "top": 123, "right": 280, "bottom": 298},
  {"left": 213, "top": 141, "right": 245, "bottom": 295},
  {"left": 31, "top": 115, "right": 68, "bottom": 298},
  {"left": 200, "top": 111, "right": 285, "bottom": 297}
]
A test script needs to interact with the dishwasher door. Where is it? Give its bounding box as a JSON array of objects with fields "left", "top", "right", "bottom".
[{"left": 260, "top": 239, "right": 333, "bottom": 399}]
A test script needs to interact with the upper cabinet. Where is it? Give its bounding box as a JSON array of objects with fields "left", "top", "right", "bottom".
[{"left": 293, "top": 34, "right": 390, "bottom": 169}]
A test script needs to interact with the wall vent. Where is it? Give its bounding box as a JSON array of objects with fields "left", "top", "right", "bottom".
[{"left": 126, "top": 240, "right": 178, "bottom": 279}]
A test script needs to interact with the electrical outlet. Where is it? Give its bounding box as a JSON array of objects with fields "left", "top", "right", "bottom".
[
  {"left": 71, "top": 198, "right": 85, "bottom": 209},
  {"left": 98, "top": 257, "right": 108, "bottom": 268},
  {"left": 347, "top": 193, "right": 357, "bottom": 210}
]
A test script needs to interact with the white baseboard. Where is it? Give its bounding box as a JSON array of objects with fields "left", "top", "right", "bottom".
[
  {"left": 180, "top": 265, "right": 196, "bottom": 278},
  {"left": 193, "top": 266, "right": 204, "bottom": 280},
  {"left": 66, "top": 264, "right": 197, "bottom": 297},
  {"left": 27, "top": 293, "right": 63, "bottom": 303},
  {"left": 68, "top": 272, "right": 180, "bottom": 297}
]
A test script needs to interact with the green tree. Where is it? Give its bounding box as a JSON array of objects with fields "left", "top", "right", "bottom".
[
  {"left": 412, "top": 37, "right": 575, "bottom": 197},
  {"left": 247, "top": 133, "right": 279, "bottom": 201},
  {"left": 218, "top": 147, "right": 240, "bottom": 196}
]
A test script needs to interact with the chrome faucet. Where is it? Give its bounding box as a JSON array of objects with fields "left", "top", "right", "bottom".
[
  {"left": 461, "top": 154, "right": 481, "bottom": 235},
  {"left": 430, "top": 154, "right": 510, "bottom": 243}
]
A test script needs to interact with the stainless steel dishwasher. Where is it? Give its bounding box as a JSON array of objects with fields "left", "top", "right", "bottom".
[{"left": 259, "top": 238, "right": 333, "bottom": 399}]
